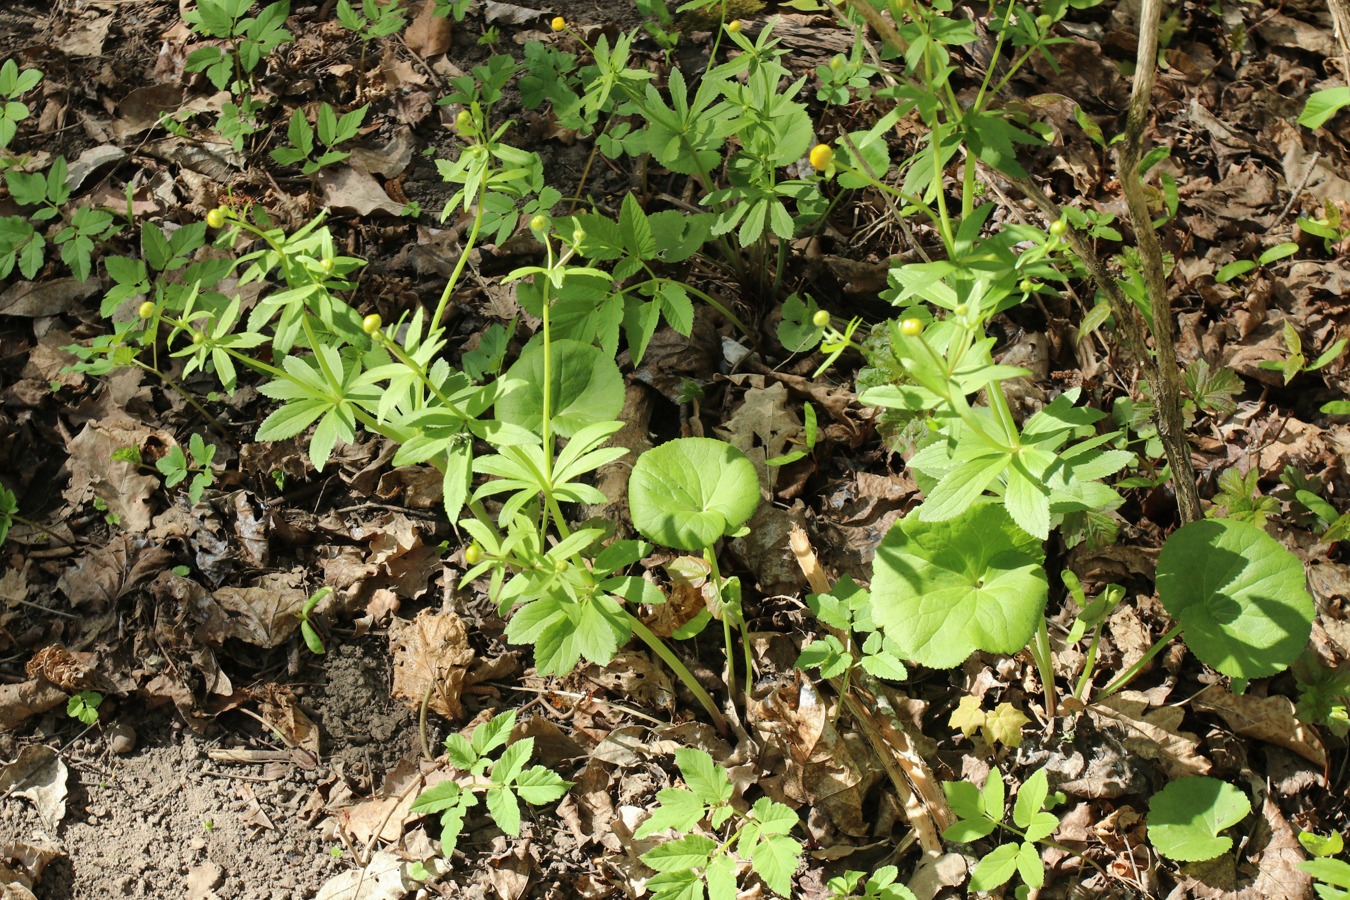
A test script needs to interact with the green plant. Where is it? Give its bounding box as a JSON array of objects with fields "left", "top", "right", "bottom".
[
  {"left": 1206, "top": 466, "right": 1278, "bottom": 526},
  {"left": 1214, "top": 241, "right": 1299, "bottom": 284},
  {"left": 1299, "top": 831, "right": 1350, "bottom": 900},
  {"left": 628, "top": 437, "right": 761, "bottom": 702},
  {"left": 67, "top": 690, "right": 104, "bottom": 726},
  {"left": 297, "top": 586, "right": 331, "bottom": 654},
  {"left": 1256, "top": 319, "right": 1347, "bottom": 386},
  {"left": 157, "top": 433, "right": 218, "bottom": 504},
  {"left": 269, "top": 103, "right": 369, "bottom": 174},
  {"left": 795, "top": 574, "right": 909, "bottom": 696},
  {"left": 184, "top": 0, "right": 293, "bottom": 93},
  {"left": 0, "top": 484, "right": 15, "bottom": 547},
  {"left": 336, "top": 0, "right": 405, "bottom": 41},
  {"left": 1293, "top": 654, "right": 1350, "bottom": 738},
  {"left": 410, "top": 709, "right": 571, "bottom": 854},
  {"left": 634, "top": 748, "right": 803, "bottom": 899},
  {"left": 1146, "top": 776, "right": 1251, "bottom": 862},
  {"left": 825, "top": 866, "right": 916, "bottom": 900},
  {"left": 942, "top": 768, "right": 1063, "bottom": 893},
  {"left": 0, "top": 59, "right": 42, "bottom": 152},
  {"left": 4, "top": 157, "right": 121, "bottom": 281},
  {"left": 1298, "top": 201, "right": 1350, "bottom": 254},
  {"left": 1299, "top": 86, "right": 1350, "bottom": 130},
  {"left": 636, "top": 0, "right": 680, "bottom": 53}
]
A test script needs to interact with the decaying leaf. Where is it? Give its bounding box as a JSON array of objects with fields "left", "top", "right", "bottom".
[
  {"left": 1192, "top": 685, "right": 1327, "bottom": 767},
  {"left": 213, "top": 571, "right": 311, "bottom": 648},
  {"left": 254, "top": 683, "right": 320, "bottom": 759},
  {"left": 62, "top": 413, "right": 166, "bottom": 533},
  {"left": 0, "top": 680, "right": 68, "bottom": 731},
  {"left": 1091, "top": 691, "right": 1212, "bottom": 779},
  {"left": 0, "top": 745, "right": 68, "bottom": 831},
  {"left": 389, "top": 609, "right": 475, "bottom": 719}
]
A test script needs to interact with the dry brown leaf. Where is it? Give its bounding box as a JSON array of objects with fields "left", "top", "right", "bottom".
[
  {"left": 0, "top": 746, "right": 68, "bottom": 831},
  {"left": 254, "top": 683, "right": 320, "bottom": 758},
  {"left": 0, "top": 836, "right": 60, "bottom": 899},
  {"left": 318, "top": 165, "right": 404, "bottom": 217},
  {"left": 0, "top": 680, "right": 68, "bottom": 731},
  {"left": 389, "top": 609, "right": 475, "bottom": 719},
  {"left": 1091, "top": 691, "right": 1212, "bottom": 778},
  {"left": 213, "top": 571, "right": 309, "bottom": 648},
  {"left": 404, "top": 0, "right": 451, "bottom": 56},
  {"left": 1171, "top": 792, "right": 1313, "bottom": 899},
  {"left": 62, "top": 414, "right": 165, "bottom": 533},
  {"left": 584, "top": 650, "right": 676, "bottom": 713},
  {"left": 1193, "top": 685, "right": 1327, "bottom": 767},
  {"left": 24, "top": 645, "right": 92, "bottom": 692},
  {"left": 56, "top": 534, "right": 173, "bottom": 611},
  {"left": 752, "top": 672, "right": 872, "bottom": 838}
]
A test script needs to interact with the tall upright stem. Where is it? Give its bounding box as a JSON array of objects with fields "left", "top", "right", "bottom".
[{"left": 1117, "top": 0, "right": 1201, "bottom": 523}]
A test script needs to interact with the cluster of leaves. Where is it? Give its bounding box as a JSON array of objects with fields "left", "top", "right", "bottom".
[
  {"left": 635, "top": 748, "right": 803, "bottom": 899},
  {"left": 943, "top": 768, "right": 1062, "bottom": 893},
  {"left": 410, "top": 710, "right": 572, "bottom": 854}
]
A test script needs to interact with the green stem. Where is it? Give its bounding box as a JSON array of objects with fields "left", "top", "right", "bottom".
[
  {"left": 704, "top": 547, "right": 752, "bottom": 710},
  {"left": 628, "top": 615, "right": 729, "bottom": 735},
  {"left": 1095, "top": 623, "right": 1184, "bottom": 702},
  {"left": 1030, "top": 618, "right": 1057, "bottom": 720},
  {"left": 1073, "top": 628, "right": 1105, "bottom": 703},
  {"left": 431, "top": 192, "right": 485, "bottom": 331}
]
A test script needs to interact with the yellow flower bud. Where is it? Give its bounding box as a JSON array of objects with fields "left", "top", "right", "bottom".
[
  {"left": 530, "top": 214, "right": 548, "bottom": 233},
  {"left": 812, "top": 309, "right": 830, "bottom": 328},
  {"left": 137, "top": 301, "right": 156, "bottom": 319},
  {"left": 464, "top": 543, "right": 483, "bottom": 565},
  {"left": 1049, "top": 219, "right": 1068, "bottom": 237},
  {"left": 362, "top": 313, "right": 382, "bottom": 335},
  {"left": 809, "top": 144, "right": 834, "bottom": 171},
  {"left": 205, "top": 208, "right": 226, "bottom": 229},
  {"left": 550, "top": 16, "right": 565, "bottom": 32},
  {"left": 727, "top": 20, "right": 742, "bottom": 33},
  {"left": 899, "top": 317, "right": 923, "bottom": 337}
]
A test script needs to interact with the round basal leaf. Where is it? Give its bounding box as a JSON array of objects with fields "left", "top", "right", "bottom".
[
  {"left": 1157, "top": 518, "right": 1313, "bottom": 680},
  {"left": 496, "top": 339, "right": 624, "bottom": 438},
  {"left": 1148, "top": 776, "right": 1251, "bottom": 862},
  {"left": 628, "top": 438, "right": 760, "bottom": 551},
  {"left": 870, "top": 502, "right": 1047, "bottom": 669}
]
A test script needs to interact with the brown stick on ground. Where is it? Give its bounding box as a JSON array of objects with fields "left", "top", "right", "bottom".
[{"left": 788, "top": 527, "right": 952, "bottom": 855}]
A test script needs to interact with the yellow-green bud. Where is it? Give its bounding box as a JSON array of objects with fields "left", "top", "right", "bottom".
[
  {"left": 464, "top": 543, "right": 483, "bottom": 565},
  {"left": 362, "top": 313, "right": 382, "bottom": 335},
  {"left": 572, "top": 227, "right": 585, "bottom": 245},
  {"left": 829, "top": 55, "right": 845, "bottom": 71},
  {"left": 192, "top": 331, "right": 206, "bottom": 345},
  {"left": 455, "top": 109, "right": 473, "bottom": 132},
  {"left": 205, "top": 208, "right": 226, "bottom": 229},
  {"left": 1049, "top": 219, "right": 1068, "bottom": 237},
  {"left": 727, "top": 19, "right": 742, "bottom": 33},
  {"left": 812, "top": 309, "right": 830, "bottom": 328},
  {"left": 530, "top": 214, "right": 548, "bottom": 233},
  {"left": 899, "top": 317, "right": 923, "bottom": 337},
  {"left": 1019, "top": 279, "right": 1037, "bottom": 293},
  {"left": 1035, "top": 13, "right": 1053, "bottom": 30},
  {"left": 138, "top": 301, "right": 156, "bottom": 319}
]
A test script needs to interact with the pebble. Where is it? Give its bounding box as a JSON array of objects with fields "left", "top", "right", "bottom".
[{"left": 107, "top": 721, "right": 137, "bottom": 754}]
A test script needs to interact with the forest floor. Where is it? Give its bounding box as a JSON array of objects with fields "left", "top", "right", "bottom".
[{"left": 1, "top": 0, "right": 1349, "bottom": 898}]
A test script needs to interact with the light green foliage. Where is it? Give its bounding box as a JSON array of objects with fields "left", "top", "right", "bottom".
[
  {"left": 156, "top": 433, "right": 217, "bottom": 504},
  {"left": 4, "top": 157, "right": 120, "bottom": 281},
  {"left": 184, "top": 0, "right": 292, "bottom": 92},
  {"left": 297, "top": 586, "right": 331, "bottom": 654},
  {"left": 1302, "top": 858, "right": 1350, "bottom": 900},
  {"left": 1156, "top": 518, "right": 1314, "bottom": 681},
  {"left": 1206, "top": 466, "right": 1278, "bottom": 527},
  {"left": 796, "top": 575, "right": 909, "bottom": 683},
  {"left": 270, "top": 103, "right": 369, "bottom": 174},
  {"left": 336, "top": 0, "right": 406, "bottom": 40},
  {"left": 628, "top": 438, "right": 760, "bottom": 551},
  {"left": 1293, "top": 654, "right": 1350, "bottom": 738},
  {"left": 1215, "top": 241, "right": 1298, "bottom": 284},
  {"left": 949, "top": 697, "right": 1031, "bottom": 748},
  {"left": 943, "top": 768, "right": 1061, "bottom": 893},
  {"left": 870, "top": 502, "right": 1047, "bottom": 669},
  {"left": 411, "top": 710, "right": 572, "bottom": 855},
  {"left": 1300, "top": 86, "right": 1350, "bottom": 129},
  {"left": 1257, "top": 319, "right": 1347, "bottom": 385},
  {"left": 636, "top": 748, "right": 802, "bottom": 899},
  {"left": 0, "top": 60, "right": 43, "bottom": 150},
  {"left": 1147, "top": 776, "right": 1251, "bottom": 862},
  {"left": 1183, "top": 358, "right": 1242, "bottom": 419},
  {"left": 0, "top": 484, "right": 15, "bottom": 547},
  {"left": 67, "top": 690, "right": 104, "bottom": 726},
  {"left": 494, "top": 340, "right": 624, "bottom": 437},
  {"left": 1298, "top": 201, "right": 1350, "bottom": 254},
  {"left": 825, "top": 866, "right": 916, "bottom": 900},
  {"left": 1301, "top": 831, "right": 1346, "bottom": 858}
]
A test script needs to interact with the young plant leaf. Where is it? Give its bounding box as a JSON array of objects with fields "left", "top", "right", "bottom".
[
  {"left": 1157, "top": 518, "right": 1314, "bottom": 680},
  {"left": 628, "top": 438, "right": 760, "bottom": 551},
  {"left": 1148, "top": 776, "right": 1251, "bottom": 862},
  {"left": 496, "top": 339, "right": 624, "bottom": 437},
  {"left": 870, "top": 502, "right": 1047, "bottom": 668}
]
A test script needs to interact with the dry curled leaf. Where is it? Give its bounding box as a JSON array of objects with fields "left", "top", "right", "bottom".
[
  {"left": 389, "top": 609, "right": 475, "bottom": 719},
  {"left": 1192, "top": 685, "right": 1327, "bottom": 767}
]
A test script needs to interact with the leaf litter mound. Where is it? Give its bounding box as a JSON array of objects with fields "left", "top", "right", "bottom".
[{"left": 0, "top": 0, "right": 1348, "bottom": 898}]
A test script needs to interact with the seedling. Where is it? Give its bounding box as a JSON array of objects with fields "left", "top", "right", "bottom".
[
  {"left": 1214, "top": 241, "right": 1298, "bottom": 284},
  {"left": 635, "top": 748, "right": 803, "bottom": 899},
  {"left": 825, "top": 867, "right": 917, "bottom": 900},
  {"left": 942, "top": 768, "right": 1064, "bottom": 893},
  {"left": 0, "top": 60, "right": 42, "bottom": 151},
  {"left": 270, "top": 103, "right": 369, "bottom": 175},
  {"left": 297, "top": 587, "right": 331, "bottom": 655},
  {"left": 67, "top": 691, "right": 104, "bottom": 726},
  {"left": 183, "top": 0, "right": 292, "bottom": 93},
  {"left": 156, "top": 433, "right": 217, "bottom": 504},
  {"left": 410, "top": 709, "right": 571, "bottom": 854},
  {"left": 1256, "top": 319, "right": 1347, "bottom": 386}
]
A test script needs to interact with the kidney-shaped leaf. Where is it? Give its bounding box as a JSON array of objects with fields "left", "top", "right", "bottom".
[
  {"left": 496, "top": 339, "right": 624, "bottom": 438},
  {"left": 1157, "top": 518, "right": 1313, "bottom": 680},
  {"left": 871, "top": 502, "right": 1047, "bottom": 669},
  {"left": 1148, "top": 776, "right": 1251, "bottom": 862},
  {"left": 628, "top": 438, "right": 760, "bottom": 551}
]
